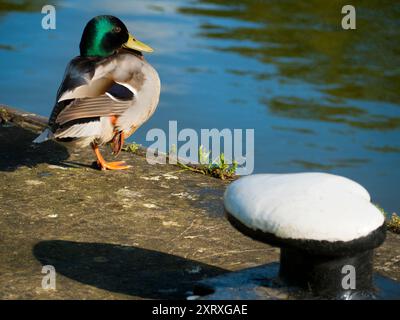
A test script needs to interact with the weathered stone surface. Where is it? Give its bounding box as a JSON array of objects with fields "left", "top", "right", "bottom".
[{"left": 0, "top": 105, "right": 399, "bottom": 299}]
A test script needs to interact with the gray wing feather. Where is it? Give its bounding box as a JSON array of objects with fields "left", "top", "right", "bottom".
[{"left": 56, "top": 95, "right": 131, "bottom": 126}]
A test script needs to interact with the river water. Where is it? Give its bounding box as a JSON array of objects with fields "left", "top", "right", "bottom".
[{"left": 0, "top": 0, "right": 399, "bottom": 213}]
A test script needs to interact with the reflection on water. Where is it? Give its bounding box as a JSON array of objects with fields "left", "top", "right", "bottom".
[
  {"left": 267, "top": 97, "right": 400, "bottom": 130},
  {"left": 288, "top": 158, "right": 370, "bottom": 171},
  {"left": 0, "top": 0, "right": 399, "bottom": 212},
  {"left": 0, "top": 0, "right": 50, "bottom": 13},
  {"left": 0, "top": 0, "right": 52, "bottom": 49},
  {"left": 179, "top": 0, "right": 400, "bottom": 128},
  {"left": 365, "top": 145, "right": 400, "bottom": 153},
  {"left": 0, "top": 44, "right": 14, "bottom": 50}
]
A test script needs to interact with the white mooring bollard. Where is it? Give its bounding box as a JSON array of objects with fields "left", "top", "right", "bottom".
[{"left": 223, "top": 172, "right": 387, "bottom": 299}]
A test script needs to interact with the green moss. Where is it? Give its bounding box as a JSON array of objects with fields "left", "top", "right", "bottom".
[
  {"left": 177, "top": 145, "right": 238, "bottom": 180},
  {"left": 375, "top": 203, "right": 388, "bottom": 217},
  {"left": 0, "top": 107, "right": 10, "bottom": 124},
  {"left": 387, "top": 213, "right": 400, "bottom": 234},
  {"left": 375, "top": 204, "right": 400, "bottom": 234},
  {"left": 122, "top": 142, "right": 141, "bottom": 154}
]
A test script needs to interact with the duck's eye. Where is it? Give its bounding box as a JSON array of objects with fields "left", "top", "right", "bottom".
[{"left": 113, "top": 26, "right": 121, "bottom": 33}]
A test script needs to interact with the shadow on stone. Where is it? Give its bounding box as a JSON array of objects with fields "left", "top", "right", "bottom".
[
  {"left": 33, "top": 240, "right": 227, "bottom": 299},
  {"left": 0, "top": 125, "right": 69, "bottom": 171}
]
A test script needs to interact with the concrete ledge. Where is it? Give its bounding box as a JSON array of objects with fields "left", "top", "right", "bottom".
[
  {"left": 0, "top": 105, "right": 399, "bottom": 299},
  {"left": 0, "top": 104, "right": 47, "bottom": 132}
]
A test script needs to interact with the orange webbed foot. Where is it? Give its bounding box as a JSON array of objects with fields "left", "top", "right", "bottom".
[
  {"left": 96, "top": 160, "right": 131, "bottom": 171},
  {"left": 92, "top": 142, "right": 131, "bottom": 171}
]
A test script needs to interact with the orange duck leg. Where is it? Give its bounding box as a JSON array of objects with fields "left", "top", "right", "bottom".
[{"left": 91, "top": 141, "right": 130, "bottom": 170}]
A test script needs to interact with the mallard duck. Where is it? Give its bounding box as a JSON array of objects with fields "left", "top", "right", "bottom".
[{"left": 34, "top": 15, "right": 160, "bottom": 170}]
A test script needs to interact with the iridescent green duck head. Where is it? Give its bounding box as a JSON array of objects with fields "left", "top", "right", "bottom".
[{"left": 79, "top": 15, "right": 153, "bottom": 58}]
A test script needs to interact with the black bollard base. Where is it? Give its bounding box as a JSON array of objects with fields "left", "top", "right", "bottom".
[
  {"left": 190, "top": 262, "right": 400, "bottom": 300},
  {"left": 220, "top": 173, "right": 398, "bottom": 300},
  {"left": 279, "top": 248, "right": 374, "bottom": 298},
  {"left": 214, "top": 212, "right": 398, "bottom": 300}
]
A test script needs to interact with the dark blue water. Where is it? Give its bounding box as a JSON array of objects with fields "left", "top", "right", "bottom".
[{"left": 0, "top": 0, "right": 399, "bottom": 214}]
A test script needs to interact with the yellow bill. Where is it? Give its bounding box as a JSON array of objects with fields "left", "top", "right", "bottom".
[{"left": 123, "top": 34, "right": 153, "bottom": 52}]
